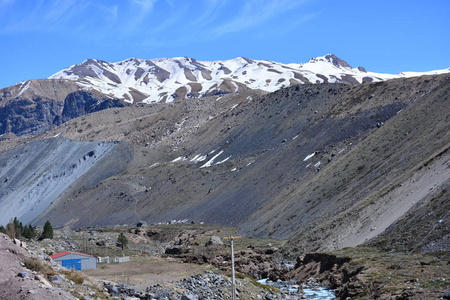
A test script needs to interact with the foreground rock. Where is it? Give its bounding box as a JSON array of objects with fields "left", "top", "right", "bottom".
[
  {"left": 0, "top": 233, "right": 76, "bottom": 300},
  {"left": 177, "top": 249, "right": 287, "bottom": 281},
  {"left": 289, "top": 249, "right": 450, "bottom": 299},
  {"left": 103, "top": 271, "right": 300, "bottom": 300}
]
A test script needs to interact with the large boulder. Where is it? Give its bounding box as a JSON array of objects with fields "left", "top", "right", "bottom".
[{"left": 205, "top": 236, "right": 224, "bottom": 246}]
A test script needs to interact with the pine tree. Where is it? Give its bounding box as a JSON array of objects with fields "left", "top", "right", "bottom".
[
  {"left": 13, "top": 217, "right": 23, "bottom": 238},
  {"left": 0, "top": 225, "right": 5, "bottom": 234},
  {"left": 28, "top": 224, "right": 36, "bottom": 239},
  {"left": 22, "top": 224, "right": 36, "bottom": 239},
  {"left": 41, "top": 221, "right": 53, "bottom": 239},
  {"left": 117, "top": 232, "right": 128, "bottom": 251},
  {"left": 22, "top": 225, "right": 31, "bottom": 239}
]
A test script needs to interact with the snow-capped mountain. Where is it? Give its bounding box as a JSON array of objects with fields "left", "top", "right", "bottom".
[{"left": 50, "top": 54, "right": 450, "bottom": 104}]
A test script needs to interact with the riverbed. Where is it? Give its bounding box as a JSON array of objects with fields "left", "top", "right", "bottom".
[{"left": 257, "top": 279, "right": 335, "bottom": 299}]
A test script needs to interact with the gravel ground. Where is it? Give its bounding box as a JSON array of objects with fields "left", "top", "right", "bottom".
[{"left": 0, "top": 233, "right": 76, "bottom": 300}]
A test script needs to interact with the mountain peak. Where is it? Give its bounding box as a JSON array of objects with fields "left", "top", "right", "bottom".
[
  {"left": 234, "top": 56, "right": 254, "bottom": 63},
  {"left": 308, "top": 54, "right": 352, "bottom": 69},
  {"left": 47, "top": 55, "right": 449, "bottom": 104},
  {"left": 325, "top": 54, "right": 352, "bottom": 69}
]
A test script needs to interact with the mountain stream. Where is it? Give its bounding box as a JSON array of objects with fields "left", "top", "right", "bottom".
[{"left": 257, "top": 278, "right": 335, "bottom": 299}]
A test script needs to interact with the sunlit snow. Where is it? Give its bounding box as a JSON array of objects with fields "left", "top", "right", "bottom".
[
  {"left": 49, "top": 55, "right": 450, "bottom": 104},
  {"left": 215, "top": 156, "right": 231, "bottom": 165},
  {"left": 171, "top": 156, "right": 187, "bottom": 162},
  {"left": 17, "top": 81, "right": 31, "bottom": 98},
  {"left": 190, "top": 154, "right": 207, "bottom": 163},
  {"left": 303, "top": 152, "right": 316, "bottom": 161},
  {"left": 200, "top": 150, "right": 224, "bottom": 168}
]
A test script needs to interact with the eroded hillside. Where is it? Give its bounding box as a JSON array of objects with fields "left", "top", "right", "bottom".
[{"left": 0, "top": 74, "right": 448, "bottom": 253}]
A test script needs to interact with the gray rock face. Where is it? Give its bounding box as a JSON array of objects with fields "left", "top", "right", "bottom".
[
  {"left": 17, "top": 272, "right": 29, "bottom": 278},
  {"left": 444, "top": 291, "right": 450, "bottom": 299},
  {"left": 61, "top": 91, "right": 126, "bottom": 123},
  {"left": 0, "top": 85, "right": 126, "bottom": 136},
  {"left": 0, "top": 97, "right": 62, "bottom": 136},
  {"left": 0, "top": 137, "right": 119, "bottom": 226},
  {"left": 49, "top": 275, "right": 65, "bottom": 285},
  {"left": 136, "top": 221, "right": 147, "bottom": 227},
  {"left": 205, "top": 236, "right": 224, "bottom": 246}
]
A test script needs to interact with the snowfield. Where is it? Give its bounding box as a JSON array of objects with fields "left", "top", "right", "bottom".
[{"left": 49, "top": 54, "right": 450, "bottom": 104}]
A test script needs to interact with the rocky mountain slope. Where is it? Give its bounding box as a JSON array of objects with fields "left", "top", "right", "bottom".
[
  {"left": 1, "top": 54, "right": 448, "bottom": 137},
  {"left": 0, "top": 138, "right": 129, "bottom": 226},
  {"left": 1, "top": 72, "right": 448, "bottom": 255}
]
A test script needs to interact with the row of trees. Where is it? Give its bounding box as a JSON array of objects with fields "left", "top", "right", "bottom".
[
  {"left": 0, "top": 217, "right": 53, "bottom": 240},
  {"left": 1, "top": 217, "right": 130, "bottom": 252}
]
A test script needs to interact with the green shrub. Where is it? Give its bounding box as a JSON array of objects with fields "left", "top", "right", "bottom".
[
  {"left": 23, "top": 257, "right": 55, "bottom": 275},
  {"left": 62, "top": 270, "right": 85, "bottom": 284},
  {"left": 24, "top": 257, "right": 44, "bottom": 272}
]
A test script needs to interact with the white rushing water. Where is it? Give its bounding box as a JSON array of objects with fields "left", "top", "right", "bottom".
[{"left": 257, "top": 279, "right": 335, "bottom": 299}]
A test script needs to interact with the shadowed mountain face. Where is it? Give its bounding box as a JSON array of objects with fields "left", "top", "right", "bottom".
[
  {"left": 0, "top": 80, "right": 127, "bottom": 137},
  {"left": 0, "top": 74, "right": 448, "bottom": 252}
]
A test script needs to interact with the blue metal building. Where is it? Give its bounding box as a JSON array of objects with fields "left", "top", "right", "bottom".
[{"left": 50, "top": 251, "right": 97, "bottom": 270}]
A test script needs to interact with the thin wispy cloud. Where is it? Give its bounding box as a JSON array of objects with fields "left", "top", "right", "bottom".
[
  {"left": 95, "top": 3, "right": 119, "bottom": 23},
  {"left": 145, "top": 1, "right": 190, "bottom": 35},
  {"left": 124, "top": 0, "right": 314, "bottom": 49},
  {"left": 253, "top": 11, "right": 321, "bottom": 40},
  {"left": 192, "top": 0, "right": 229, "bottom": 26},
  {"left": 0, "top": 0, "right": 144, "bottom": 34},
  {"left": 42, "top": 0, "right": 90, "bottom": 29},
  {"left": 0, "top": 0, "right": 318, "bottom": 56},
  {"left": 210, "top": 0, "right": 309, "bottom": 36},
  {"left": 125, "top": 0, "right": 157, "bottom": 31},
  {"left": 0, "top": 0, "right": 314, "bottom": 46},
  {"left": 0, "top": 0, "right": 93, "bottom": 33}
]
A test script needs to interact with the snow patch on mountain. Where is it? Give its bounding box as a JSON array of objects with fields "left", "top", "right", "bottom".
[
  {"left": 17, "top": 81, "right": 31, "bottom": 98},
  {"left": 201, "top": 150, "right": 224, "bottom": 168},
  {"left": 49, "top": 54, "right": 450, "bottom": 104}
]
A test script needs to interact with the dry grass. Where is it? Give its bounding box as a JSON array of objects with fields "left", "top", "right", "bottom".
[
  {"left": 61, "top": 269, "right": 85, "bottom": 284},
  {"left": 82, "top": 255, "right": 220, "bottom": 289},
  {"left": 333, "top": 247, "right": 450, "bottom": 295},
  {"left": 23, "top": 257, "right": 56, "bottom": 276}
]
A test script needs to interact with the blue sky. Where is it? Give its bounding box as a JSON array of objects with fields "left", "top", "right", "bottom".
[{"left": 0, "top": 0, "right": 449, "bottom": 88}]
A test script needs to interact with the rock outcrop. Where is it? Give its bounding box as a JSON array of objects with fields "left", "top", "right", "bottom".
[
  {"left": 0, "top": 80, "right": 127, "bottom": 136},
  {"left": 60, "top": 91, "right": 126, "bottom": 123},
  {"left": 290, "top": 253, "right": 366, "bottom": 299},
  {"left": 0, "top": 233, "right": 75, "bottom": 300}
]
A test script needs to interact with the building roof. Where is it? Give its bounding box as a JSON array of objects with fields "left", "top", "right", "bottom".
[{"left": 49, "top": 250, "right": 95, "bottom": 259}]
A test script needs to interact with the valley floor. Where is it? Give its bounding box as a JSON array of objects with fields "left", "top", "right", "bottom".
[
  {"left": 83, "top": 256, "right": 216, "bottom": 289},
  {"left": 2, "top": 224, "right": 449, "bottom": 300}
]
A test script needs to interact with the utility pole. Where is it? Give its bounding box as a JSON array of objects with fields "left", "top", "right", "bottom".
[
  {"left": 224, "top": 236, "right": 242, "bottom": 300},
  {"left": 231, "top": 238, "right": 236, "bottom": 300}
]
